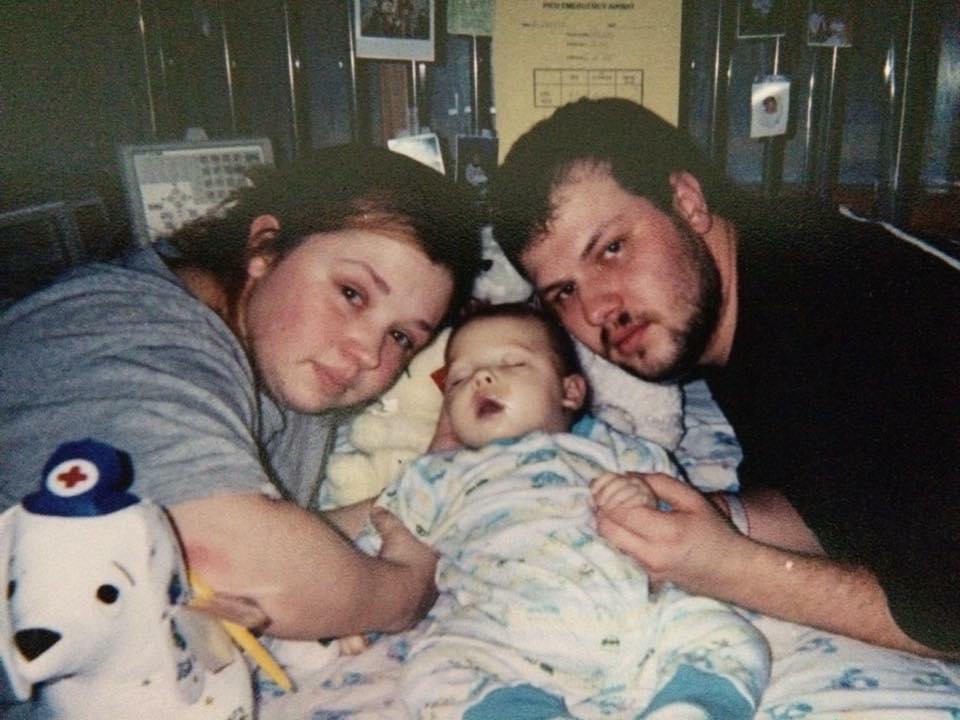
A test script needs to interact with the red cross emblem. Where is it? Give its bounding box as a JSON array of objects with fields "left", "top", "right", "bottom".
[
  {"left": 56, "top": 465, "right": 88, "bottom": 489},
  {"left": 46, "top": 458, "right": 99, "bottom": 497}
]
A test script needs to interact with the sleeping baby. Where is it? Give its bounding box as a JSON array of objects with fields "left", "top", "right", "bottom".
[{"left": 359, "top": 303, "right": 769, "bottom": 719}]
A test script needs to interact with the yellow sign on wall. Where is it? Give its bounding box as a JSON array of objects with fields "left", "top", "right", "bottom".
[{"left": 493, "top": 1, "right": 683, "bottom": 159}]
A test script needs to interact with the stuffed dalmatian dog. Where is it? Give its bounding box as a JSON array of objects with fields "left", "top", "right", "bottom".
[{"left": 0, "top": 439, "right": 254, "bottom": 719}]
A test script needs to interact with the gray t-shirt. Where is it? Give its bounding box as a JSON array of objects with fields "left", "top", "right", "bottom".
[{"left": 0, "top": 247, "right": 335, "bottom": 512}]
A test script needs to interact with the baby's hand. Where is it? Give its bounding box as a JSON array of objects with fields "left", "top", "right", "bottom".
[
  {"left": 590, "top": 471, "right": 657, "bottom": 513},
  {"left": 339, "top": 634, "right": 370, "bottom": 655}
]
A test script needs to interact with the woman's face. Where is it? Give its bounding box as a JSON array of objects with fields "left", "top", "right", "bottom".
[{"left": 237, "top": 226, "right": 454, "bottom": 413}]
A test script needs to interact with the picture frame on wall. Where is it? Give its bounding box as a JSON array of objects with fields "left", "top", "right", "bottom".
[
  {"left": 750, "top": 75, "right": 791, "bottom": 138},
  {"left": 455, "top": 134, "right": 498, "bottom": 201},
  {"left": 446, "top": 0, "right": 493, "bottom": 37},
  {"left": 807, "top": 0, "right": 853, "bottom": 47},
  {"left": 737, "top": 0, "right": 787, "bottom": 39},
  {"left": 387, "top": 132, "right": 446, "bottom": 175},
  {"left": 354, "top": 0, "right": 435, "bottom": 62}
]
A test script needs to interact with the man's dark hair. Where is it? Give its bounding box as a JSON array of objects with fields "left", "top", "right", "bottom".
[
  {"left": 449, "top": 302, "right": 585, "bottom": 380},
  {"left": 167, "top": 143, "right": 483, "bottom": 324},
  {"left": 490, "top": 97, "right": 746, "bottom": 269}
]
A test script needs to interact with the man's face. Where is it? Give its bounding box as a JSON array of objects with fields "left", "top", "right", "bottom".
[
  {"left": 521, "top": 163, "right": 721, "bottom": 382},
  {"left": 236, "top": 228, "right": 453, "bottom": 413}
]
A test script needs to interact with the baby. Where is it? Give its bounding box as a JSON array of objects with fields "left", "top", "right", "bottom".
[{"left": 364, "top": 303, "right": 769, "bottom": 719}]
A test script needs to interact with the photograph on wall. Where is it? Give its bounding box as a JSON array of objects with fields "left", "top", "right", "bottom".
[
  {"left": 387, "top": 132, "right": 446, "bottom": 175},
  {"left": 737, "top": 0, "right": 787, "bottom": 39},
  {"left": 355, "top": 0, "right": 435, "bottom": 61},
  {"left": 750, "top": 75, "right": 790, "bottom": 138},
  {"left": 807, "top": 0, "right": 853, "bottom": 47},
  {"left": 455, "top": 135, "right": 498, "bottom": 202},
  {"left": 447, "top": 0, "right": 493, "bottom": 36}
]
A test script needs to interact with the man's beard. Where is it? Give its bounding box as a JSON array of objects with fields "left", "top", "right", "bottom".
[
  {"left": 670, "top": 217, "right": 722, "bottom": 379},
  {"left": 605, "top": 216, "right": 722, "bottom": 382}
]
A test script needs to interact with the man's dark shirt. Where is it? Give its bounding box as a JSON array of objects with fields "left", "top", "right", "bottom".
[{"left": 700, "top": 204, "right": 960, "bottom": 651}]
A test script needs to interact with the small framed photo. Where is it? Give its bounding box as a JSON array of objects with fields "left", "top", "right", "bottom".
[
  {"left": 807, "top": 0, "right": 853, "bottom": 47},
  {"left": 750, "top": 76, "right": 790, "bottom": 139},
  {"left": 737, "top": 0, "right": 787, "bottom": 39},
  {"left": 354, "top": 0, "right": 435, "bottom": 61},
  {"left": 446, "top": 0, "right": 493, "bottom": 37},
  {"left": 455, "top": 135, "right": 498, "bottom": 197},
  {"left": 387, "top": 132, "right": 446, "bottom": 175}
]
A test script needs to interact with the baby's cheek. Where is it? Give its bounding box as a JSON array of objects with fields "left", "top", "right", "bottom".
[{"left": 444, "top": 396, "right": 467, "bottom": 432}]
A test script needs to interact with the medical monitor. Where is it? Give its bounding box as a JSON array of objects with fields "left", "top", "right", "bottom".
[{"left": 118, "top": 137, "right": 274, "bottom": 246}]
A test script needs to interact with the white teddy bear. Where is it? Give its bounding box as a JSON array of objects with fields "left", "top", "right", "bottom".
[{"left": 472, "top": 225, "right": 534, "bottom": 305}]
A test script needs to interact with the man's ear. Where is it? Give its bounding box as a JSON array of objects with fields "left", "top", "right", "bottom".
[
  {"left": 561, "top": 373, "right": 588, "bottom": 412},
  {"left": 246, "top": 214, "right": 280, "bottom": 278},
  {"left": 669, "top": 171, "right": 712, "bottom": 235}
]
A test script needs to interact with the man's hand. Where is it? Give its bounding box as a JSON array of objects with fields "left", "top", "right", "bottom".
[
  {"left": 596, "top": 478, "right": 958, "bottom": 658},
  {"left": 590, "top": 471, "right": 657, "bottom": 513},
  {"left": 593, "top": 473, "right": 747, "bottom": 594},
  {"left": 370, "top": 506, "right": 438, "bottom": 632}
]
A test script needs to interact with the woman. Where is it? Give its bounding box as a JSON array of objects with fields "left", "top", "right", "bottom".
[{"left": 0, "top": 144, "right": 482, "bottom": 642}]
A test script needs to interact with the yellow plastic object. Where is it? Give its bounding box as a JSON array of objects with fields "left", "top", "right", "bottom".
[{"left": 188, "top": 571, "right": 294, "bottom": 692}]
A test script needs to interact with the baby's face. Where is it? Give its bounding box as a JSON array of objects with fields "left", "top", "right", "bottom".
[{"left": 444, "top": 315, "right": 583, "bottom": 448}]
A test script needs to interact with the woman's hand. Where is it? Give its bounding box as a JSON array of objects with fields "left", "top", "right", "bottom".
[
  {"left": 371, "top": 506, "right": 438, "bottom": 632},
  {"left": 171, "top": 494, "right": 435, "bottom": 640},
  {"left": 338, "top": 634, "right": 370, "bottom": 655},
  {"left": 593, "top": 473, "right": 747, "bottom": 595}
]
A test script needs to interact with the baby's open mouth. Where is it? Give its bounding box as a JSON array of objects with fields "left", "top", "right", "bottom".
[{"left": 476, "top": 397, "right": 504, "bottom": 418}]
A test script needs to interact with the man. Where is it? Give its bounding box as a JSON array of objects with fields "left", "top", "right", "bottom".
[{"left": 490, "top": 97, "right": 959, "bottom": 657}]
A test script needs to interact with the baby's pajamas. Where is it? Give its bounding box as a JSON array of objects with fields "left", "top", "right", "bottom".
[{"left": 374, "top": 418, "right": 770, "bottom": 719}]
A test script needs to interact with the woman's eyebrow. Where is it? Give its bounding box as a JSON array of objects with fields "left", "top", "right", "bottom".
[
  {"left": 342, "top": 258, "right": 436, "bottom": 333},
  {"left": 343, "top": 258, "right": 390, "bottom": 295},
  {"left": 412, "top": 318, "right": 435, "bottom": 334}
]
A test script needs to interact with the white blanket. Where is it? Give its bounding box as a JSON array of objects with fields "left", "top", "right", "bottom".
[{"left": 257, "top": 613, "right": 960, "bottom": 719}]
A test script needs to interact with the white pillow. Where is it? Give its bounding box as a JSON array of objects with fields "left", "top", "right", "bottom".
[
  {"left": 575, "top": 340, "right": 742, "bottom": 494},
  {"left": 574, "top": 337, "right": 684, "bottom": 451}
]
